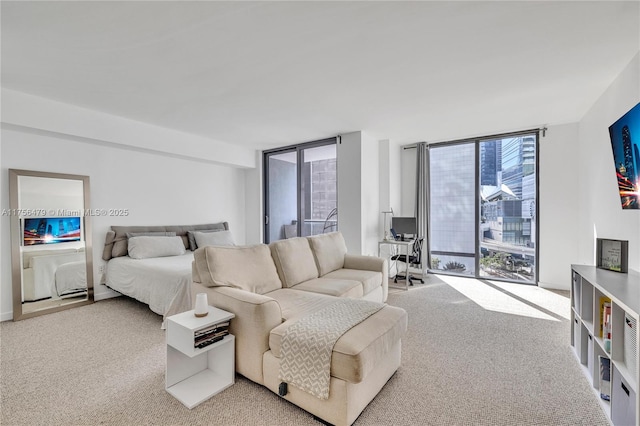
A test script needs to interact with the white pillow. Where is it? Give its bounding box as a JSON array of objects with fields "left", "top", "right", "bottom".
[
  {"left": 193, "top": 230, "right": 236, "bottom": 248},
  {"left": 127, "top": 236, "right": 186, "bottom": 259}
]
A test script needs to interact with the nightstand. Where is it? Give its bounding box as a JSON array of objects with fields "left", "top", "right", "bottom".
[{"left": 165, "top": 306, "right": 235, "bottom": 409}]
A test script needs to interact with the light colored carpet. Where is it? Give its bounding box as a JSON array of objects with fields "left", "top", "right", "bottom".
[{"left": 1, "top": 275, "right": 608, "bottom": 425}]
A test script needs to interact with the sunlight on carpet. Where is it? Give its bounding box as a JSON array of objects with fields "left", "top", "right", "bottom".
[
  {"left": 488, "top": 279, "right": 571, "bottom": 319},
  {"left": 437, "top": 275, "right": 567, "bottom": 321}
]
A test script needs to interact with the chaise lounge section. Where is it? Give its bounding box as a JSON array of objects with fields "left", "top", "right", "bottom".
[{"left": 190, "top": 232, "right": 407, "bottom": 425}]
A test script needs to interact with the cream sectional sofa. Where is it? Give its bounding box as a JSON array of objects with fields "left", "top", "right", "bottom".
[{"left": 191, "top": 232, "right": 407, "bottom": 426}]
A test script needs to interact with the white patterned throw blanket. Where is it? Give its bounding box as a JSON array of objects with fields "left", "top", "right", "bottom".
[{"left": 278, "top": 298, "right": 384, "bottom": 400}]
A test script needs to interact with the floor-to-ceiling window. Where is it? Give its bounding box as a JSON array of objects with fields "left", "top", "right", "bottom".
[
  {"left": 428, "top": 142, "right": 477, "bottom": 275},
  {"left": 263, "top": 138, "right": 337, "bottom": 243},
  {"left": 427, "top": 131, "right": 538, "bottom": 284}
]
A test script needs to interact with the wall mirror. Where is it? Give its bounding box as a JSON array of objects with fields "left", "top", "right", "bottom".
[{"left": 9, "top": 169, "right": 94, "bottom": 321}]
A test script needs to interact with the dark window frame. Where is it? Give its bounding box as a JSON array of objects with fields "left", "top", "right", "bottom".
[{"left": 263, "top": 137, "right": 337, "bottom": 243}]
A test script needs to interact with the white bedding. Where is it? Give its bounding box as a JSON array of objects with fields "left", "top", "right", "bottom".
[
  {"left": 25, "top": 252, "right": 86, "bottom": 301},
  {"left": 55, "top": 260, "right": 87, "bottom": 297},
  {"left": 105, "top": 253, "right": 194, "bottom": 323}
]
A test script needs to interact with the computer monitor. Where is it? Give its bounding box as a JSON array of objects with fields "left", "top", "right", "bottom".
[{"left": 391, "top": 217, "right": 417, "bottom": 238}]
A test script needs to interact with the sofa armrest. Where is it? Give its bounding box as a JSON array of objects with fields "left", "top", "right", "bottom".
[
  {"left": 344, "top": 254, "right": 385, "bottom": 272},
  {"left": 343, "top": 254, "right": 389, "bottom": 302},
  {"left": 194, "top": 284, "right": 283, "bottom": 384}
]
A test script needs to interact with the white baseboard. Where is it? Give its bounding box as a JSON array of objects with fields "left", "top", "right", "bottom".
[
  {"left": 1, "top": 311, "right": 13, "bottom": 322},
  {"left": 94, "top": 286, "right": 120, "bottom": 301}
]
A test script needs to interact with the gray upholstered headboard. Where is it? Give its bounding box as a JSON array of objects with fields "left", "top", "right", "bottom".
[{"left": 102, "top": 222, "right": 229, "bottom": 261}]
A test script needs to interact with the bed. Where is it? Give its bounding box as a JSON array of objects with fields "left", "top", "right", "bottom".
[
  {"left": 56, "top": 260, "right": 89, "bottom": 298},
  {"left": 106, "top": 253, "right": 193, "bottom": 320},
  {"left": 102, "top": 222, "right": 229, "bottom": 324},
  {"left": 22, "top": 246, "right": 87, "bottom": 301}
]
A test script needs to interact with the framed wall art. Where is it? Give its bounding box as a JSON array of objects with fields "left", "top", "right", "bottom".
[{"left": 596, "top": 238, "right": 629, "bottom": 273}]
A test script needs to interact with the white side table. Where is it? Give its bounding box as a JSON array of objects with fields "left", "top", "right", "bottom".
[{"left": 166, "top": 306, "right": 235, "bottom": 409}]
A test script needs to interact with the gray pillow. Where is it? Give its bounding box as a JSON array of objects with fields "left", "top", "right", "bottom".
[
  {"left": 126, "top": 231, "right": 176, "bottom": 238},
  {"left": 193, "top": 230, "right": 236, "bottom": 248},
  {"left": 127, "top": 236, "right": 186, "bottom": 259},
  {"left": 187, "top": 229, "right": 223, "bottom": 251}
]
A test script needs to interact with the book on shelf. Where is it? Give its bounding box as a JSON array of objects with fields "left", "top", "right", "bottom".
[
  {"left": 195, "top": 321, "right": 230, "bottom": 338},
  {"left": 599, "top": 355, "right": 611, "bottom": 401},
  {"left": 603, "top": 303, "right": 612, "bottom": 353},
  {"left": 194, "top": 329, "right": 229, "bottom": 349},
  {"left": 194, "top": 334, "right": 227, "bottom": 349},
  {"left": 599, "top": 296, "right": 612, "bottom": 338}
]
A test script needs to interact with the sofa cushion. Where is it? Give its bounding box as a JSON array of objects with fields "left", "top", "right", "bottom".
[
  {"left": 266, "top": 288, "right": 336, "bottom": 322},
  {"left": 307, "top": 232, "right": 347, "bottom": 276},
  {"left": 269, "top": 237, "right": 319, "bottom": 288},
  {"left": 194, "top": 244, "right": 282, "bottom": 294},
  {"left": 269, "top": 305, "right": 408, "bottom": 383},
  {"left": 322, "top": 269, "right": 382, "bottom": 296},
  {"left": 291, "top": 278, "right": 363, "bottom": 299}
]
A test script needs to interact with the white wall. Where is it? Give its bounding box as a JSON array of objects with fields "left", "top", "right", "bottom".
[
  {"left": 577, "top": 53, "right": 640, "bottom": 271},
  {"left": 378, "top": 139, "right": 402, "bottom": 228},
  {"left": 361, "top": 132, "right": 380, "bottom": 256},
  {"left": 337, "top": 131, "right": 380, "bottom": 256},
  {"left": 337, "top": 132, "right": 363, "bottom": 254},
  {"left": 379, "top": 140, "right": 391, "bottom": 222},
  {"left": 538, "top": 124, "right": 580, "bottom": 289},
  {"left": 389, "top": 139, "right": 401, "bottom": 214},
  {"left": 244, "top": 150, "right": 263, "bottom": 245},
  {"left": 19, "top": 176, "right": 84, "bottom": 210}
]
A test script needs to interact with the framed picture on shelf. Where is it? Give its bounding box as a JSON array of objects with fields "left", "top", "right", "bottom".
[{"left": 596, "top": 238, "right": 629, "bottom": 273}]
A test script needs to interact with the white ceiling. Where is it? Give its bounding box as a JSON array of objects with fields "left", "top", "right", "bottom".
[{"left": 2, "top": 1, "right": 639, "bottom": 150}]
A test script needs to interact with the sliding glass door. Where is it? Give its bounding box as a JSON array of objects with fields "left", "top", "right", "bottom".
[
  {"left": 427, "top": 132, "right": 538, "bottom": 284},
  {"left": 265, "top": 149, "right": 298, "bottom": 243},
  {"left": 264, "top": 138, "right": 337, "bottom": 243}
]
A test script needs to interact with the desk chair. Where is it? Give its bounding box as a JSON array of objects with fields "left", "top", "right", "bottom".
[{"left": 392, "top": 238, "right": 424, "bottom": 286}]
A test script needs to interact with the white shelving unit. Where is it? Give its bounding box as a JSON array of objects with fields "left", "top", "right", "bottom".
[
  {"left": 571, "top": 265, "right": 639, "bottom": 426},
  {"left": 166, "top": 306, "right": 235, "bottom": 409}
]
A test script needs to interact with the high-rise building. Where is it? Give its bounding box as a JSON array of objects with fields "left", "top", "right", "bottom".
[
  {"left": 302, "top": 158, "right": 337, "bottom": 234},
  {"left": 480, "top": 140, "right": 502, "bottom": 186},
  {"left": 37, "top": 219, "right": 47, "bottom": 236},
  {"left": 621, "top": 126, "right": 636, "bottom": 185},
  {"left": 522, "top": 136, "right": 536, "bottom": 176},
  {"left": 501, "top": 136, "right": 535, "bottom": 199},
  {"left": 634, "top": 144, "right": 640, "bottom": 185}
]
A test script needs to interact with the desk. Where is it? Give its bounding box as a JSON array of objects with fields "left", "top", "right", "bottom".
[{"left": 378, "top": 239, "right": 414, "bottom": 291}]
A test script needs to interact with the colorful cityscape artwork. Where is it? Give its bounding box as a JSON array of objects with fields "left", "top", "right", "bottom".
[
  {"left": 609, "top": 102, "right": 640, "bottom": 209},
  {"left": 23, "top": 217, "right": 81, "bottom": 245}
]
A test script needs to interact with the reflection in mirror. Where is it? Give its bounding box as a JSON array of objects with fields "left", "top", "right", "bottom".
[{"left": 9, "top": 169, "right": 93, "bottom": 320}]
